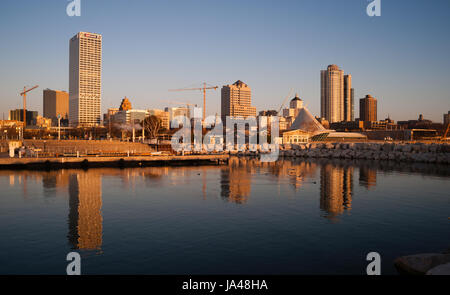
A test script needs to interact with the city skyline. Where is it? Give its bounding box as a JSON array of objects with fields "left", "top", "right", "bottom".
[{"left": 0, "top": 0, "right": 449, "bottom": 122}]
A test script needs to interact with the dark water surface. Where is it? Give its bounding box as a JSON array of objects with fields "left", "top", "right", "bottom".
[{"left": 0, "top": 158, "right": 449, "bottom": 274}]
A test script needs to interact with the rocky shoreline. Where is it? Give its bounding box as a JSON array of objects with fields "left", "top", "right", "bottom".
[{"left": 279, "top": 142, "right": 450, "bottom": 164}]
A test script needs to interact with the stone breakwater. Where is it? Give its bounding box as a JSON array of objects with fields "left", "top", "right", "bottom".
[{"left": 279, "top": 142, "right": 450, "bottom": 164}]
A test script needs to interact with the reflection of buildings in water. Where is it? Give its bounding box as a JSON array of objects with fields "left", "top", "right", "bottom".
[
  {"left": 267, "top": 160, "right": 318, "bottom": 189},
  {"left": 359, "top": 166, "right": 377, "bottom": 189},
  {"left": 68, "top": 171, "right": 103, "bottom": 251},
  {"left": 220, "top": 157, "right": 252, "bottom": 204},
  {"left": 320, "top": 164, "right": 353, "bottom": 220},
  {"left": 42, "top": 171, "right": 69, "bottom": 196}
]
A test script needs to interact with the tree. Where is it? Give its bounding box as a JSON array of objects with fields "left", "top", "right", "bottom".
[{"left": 142, "top": 115, "right": 162, "bottom": 139}]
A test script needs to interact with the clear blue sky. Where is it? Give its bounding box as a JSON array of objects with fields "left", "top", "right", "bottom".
[{"left": 0, "top": 0, "right": 449, "bottom": 122}]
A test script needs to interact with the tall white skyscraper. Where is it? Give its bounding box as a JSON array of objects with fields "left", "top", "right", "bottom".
[
  {"left": 69, "top": 32, "right": 102, "bottom": 127},
  {"left": 321, "top": 64, "right": 345, "bottom": 123}
]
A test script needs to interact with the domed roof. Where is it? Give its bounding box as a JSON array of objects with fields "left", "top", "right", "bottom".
[
  {"left": 327, "top": 64, "right": 340, "bottom": 71},
  {"left": 291, "top": 93, "right": 302, "bottom": 102}
]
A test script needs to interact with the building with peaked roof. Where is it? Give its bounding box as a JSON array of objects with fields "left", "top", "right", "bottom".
[
  {"left": 119, "top": 97, "right": 132, "bottom": 111},
  {"left": 290, "top": 107, "right": 327, "bottom": 133},
  {"left": 285, "top": 105, "right": 366, "bottom": 142}
]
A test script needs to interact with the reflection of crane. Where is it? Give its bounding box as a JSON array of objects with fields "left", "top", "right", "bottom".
[
  {"left": 277, "top": 89, "right": 294, "bottom": 115},
  {"left": 169, "top": 83, "right": 218, "bottom": 121},
  {"left": 20, "top": 85, "right": 39, "bottom": 127}
]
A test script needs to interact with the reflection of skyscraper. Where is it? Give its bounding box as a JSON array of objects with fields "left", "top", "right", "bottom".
[
  {"left": 359, "top": 166, "right": 377, "bottom": 189},
  {"left": 68, "top": 172, "right": 103, "bottom": 251},
  {"left": 220, "top": 158, "right": 252, "bottom": 204},
  {"left": 267, "top": 160, "right": 318, "bottom": 190},
  {"left": 320, "top": 164, "right": 353, "bottom": 220}
]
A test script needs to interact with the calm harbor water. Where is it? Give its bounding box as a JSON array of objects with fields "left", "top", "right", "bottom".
[{"left": 0, "top": 158, "right": 449, "bottom": 275}]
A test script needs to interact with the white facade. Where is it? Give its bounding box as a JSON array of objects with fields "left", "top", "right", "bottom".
[{"left": 69, "top": 32, "right": 102, "bottom": 127}]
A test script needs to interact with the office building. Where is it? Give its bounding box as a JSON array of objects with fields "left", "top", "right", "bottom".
[
  {"left": 359, "top": 95, "right": 377, "bottom": 122},
  {"left": 112, "top": 109, "right": 148, "bottom": 125},
  {"left": 43, "top": 89, "right": 69, "bottom": 126},
  {"left": 9, "top": 109, "right": 38, "bottom": 126},
  {"left": 344, "top": 75, "right": 354, "bottom": 121},
  {"left": 321, "top": 65, "right": 344, "bottom": 123},
  {"left": 148, "top": 109, "right": 170, "bottom": 130},
  {"left": 69, "top": 32, "right": 102, "bottom": 127},
  {"left": 165, "top": 107, "right": 191, "bottom": 122},
  {"left": 444, "top": 111, "right": 450, "bottom": 125},
  {"left": 221, "top": 80, "right": 256, "bottom": 123}
]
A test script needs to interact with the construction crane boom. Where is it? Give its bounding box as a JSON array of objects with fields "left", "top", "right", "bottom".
[
  {"left": 278, "top": 89, "right": 294, "bottom": 114},
  {"left": 165, "top": 101, "right": 198, "bottom": 107},
  {"left": 19, "top": 85, "right": 39, "bottom": 128},
  {"left": 169, "top": 82, "right": 218, "bottom": 121}
]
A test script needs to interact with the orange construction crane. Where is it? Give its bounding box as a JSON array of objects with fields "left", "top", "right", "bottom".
[
  {"left": 169, "top": 83, "right": 218, "bottom": 121},
  {"left": 19, "top": 85, "right": 39, "bottom": 127}
]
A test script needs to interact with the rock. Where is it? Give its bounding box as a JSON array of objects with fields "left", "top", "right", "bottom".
[
  {"left": 420, "top": 144, "right": 429, "bottom": 153},
  {"left": 382, "top": 143, "right": 392, "bottom": 152},
  {"left": 393, "top": 144, "right": 403, "bottom": 152},
  {"left": 429, "top": 144, "right": 438, "bottom": 153},
  {"left": 394, "top": 253, "right": 450, "bottom": 275},
  {"left": 426, "top": 263, "right": 450, "bottom": 275},
  {"left": 402, "top": 145, "right": 412, "bottom": 153}
]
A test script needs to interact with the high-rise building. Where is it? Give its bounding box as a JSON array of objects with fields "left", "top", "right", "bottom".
[
  {"left": 350, "top": 88, "right": 355, "bottom": 121},
  {"left": 343, "top": 75, "right": 353, "bottom": 121},
  {"left": 444, "top": 111, "right": 450, "bottom": 125},
  {"left": 69, "top": 32, "right": 102, "bottom": 127},
  {"left": 321, "top": 65, "right": 345, "bottom": 123},
  {"left": 43, "top": 89, "right": 69, "bottom": 125},
  {"left": 359, "top": 94, "right": 377, "bottom": 122},
  {"left": 9, "top": 109, "right": 38, "bottom": 126},
  {"left": 221, "top": 80, "right": 256, "bottom": 123}
]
